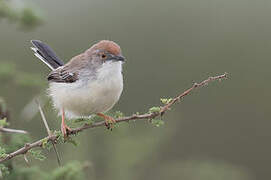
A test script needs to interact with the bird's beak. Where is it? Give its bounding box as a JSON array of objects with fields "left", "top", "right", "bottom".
[{"left": 112, "top": 55, "right": 125, "bottom": 62}]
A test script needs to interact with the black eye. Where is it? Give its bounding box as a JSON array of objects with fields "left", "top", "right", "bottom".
[{"left": 101, "top": 54, "right": 107, "bottom": 59}]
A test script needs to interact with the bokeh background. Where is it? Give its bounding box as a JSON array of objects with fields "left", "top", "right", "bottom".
[{"left": 1, "top": 0, "right": 271, "bottom": 179}]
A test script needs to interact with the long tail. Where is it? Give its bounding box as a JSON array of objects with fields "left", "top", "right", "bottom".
[{"left": 31, "top": 40, "right": 64, "bottom": 70}]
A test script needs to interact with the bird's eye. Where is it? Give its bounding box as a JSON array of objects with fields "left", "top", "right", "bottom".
[{"left": 101, "top": 54, "right": 107, "bottom": 59}]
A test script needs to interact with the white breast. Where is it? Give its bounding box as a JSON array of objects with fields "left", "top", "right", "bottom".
[{"left": 48, "top": 62, "right": 123, "bottom": 119}]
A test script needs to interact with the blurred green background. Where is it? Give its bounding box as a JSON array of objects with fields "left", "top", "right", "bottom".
[{"left": 1, "top": 0, "right": 271, "bottom": 179}]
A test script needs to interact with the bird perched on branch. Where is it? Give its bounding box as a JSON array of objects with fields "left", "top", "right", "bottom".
[{"left": 31, "top": 40, "right": 125, "bottom": 137}]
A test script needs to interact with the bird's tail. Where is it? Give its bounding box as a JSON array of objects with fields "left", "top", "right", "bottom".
[{"left": 31, "top": 40, "right": 64, "bottom": 70}]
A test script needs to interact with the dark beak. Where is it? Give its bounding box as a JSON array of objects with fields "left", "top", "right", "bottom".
[{"left": 112, "top": 55, "right": 125, "bottom": 62}]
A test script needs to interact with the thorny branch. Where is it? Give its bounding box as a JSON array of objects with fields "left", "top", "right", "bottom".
[{"left": 0, "top": 73, "right": 228, "bottom": 163}]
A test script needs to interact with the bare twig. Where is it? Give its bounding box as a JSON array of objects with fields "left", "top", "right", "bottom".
[
  {"left": 0, "top": 73, "right": 228, "bottom": 163},
  {"left": 0, "top": 127, "right": 28, "bottom": 134},
  {"left": 37, "top": 101, "right": 51, "bottom": 135},
  {"left": 23, "top": 154, "right": 29, "bottom": 166},
  {"left": 37, "top": 100, "right": 61, "bottom": 166}
]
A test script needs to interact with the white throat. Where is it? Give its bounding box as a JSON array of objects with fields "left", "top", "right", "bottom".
[{"left": 96, "top": 61, "right": 123, "bottom": 81}]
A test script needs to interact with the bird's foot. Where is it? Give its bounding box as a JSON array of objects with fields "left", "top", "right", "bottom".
[
  {"left": 105, "top": 116, "right": 116, "bottom": 130},
  {"left": 61, "top": 123, "right": 72, "bottom": 138},
  {"left": 97, "top": 113, "right": 116, "bottom": 130}
]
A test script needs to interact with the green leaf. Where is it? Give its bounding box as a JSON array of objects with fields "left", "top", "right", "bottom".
[
  {"left": 0, "top": 146, "right": 7, "bottom": 158},
  {"left": 54, "top": 131, "right": 65, "bottom": 144},
  {"left": 160, "top": 98, "right": 173, "bottom": 104},
  {"left": 73, "top": 118, "right": 86, "bottom": 123},
  {"left": 0, "top": 118, "right": 9, "bottom": 127},
  {"left": 29, "top": 150, "right": 46, "bottom": 161},
  {"left": 41, "top": 138, "right": 53, "bottom": 150},
  {"left": 41, "top": 138, "right": 48, "bottom": 148},
  {"left": 149, "top": 107, "right": 161, "bottom": 113},
  {"left": 151, "top": 119, "right": 165, "bottom": 127},
  {"left": 0, "top": 164, "right": 9, "bottom": 177},
  {"left": 114, "top": 111, "right": 124, "bottom": 118}
]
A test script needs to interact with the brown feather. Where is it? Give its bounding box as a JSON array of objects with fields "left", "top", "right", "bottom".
[
  {"left": 89, "top": 40, "right": 121, "bottom": 56},
  {"left": 47, "top": 67, "right": 79, "bottom": 83},
  {"left": 47, "top": 54, "right": 86, "bottom": 83},
  {"left": 47, "top": 40, "right": 121, "bottom": 83}
]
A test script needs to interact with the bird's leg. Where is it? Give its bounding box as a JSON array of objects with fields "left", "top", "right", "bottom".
[
  {"left": 61, "top": 108, "right": 72, "bottom": 137},
  {"left": 96, "top": 113, "right": 116, "bottom": 130}
]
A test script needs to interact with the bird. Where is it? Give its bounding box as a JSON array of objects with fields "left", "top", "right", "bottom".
[{"left": 30, "top": 40, "right": 125, "bottom": 137}]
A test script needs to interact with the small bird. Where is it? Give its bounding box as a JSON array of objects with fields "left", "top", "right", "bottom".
[{"left": 31, "top": 40, "right": 125, "bottom": 137}]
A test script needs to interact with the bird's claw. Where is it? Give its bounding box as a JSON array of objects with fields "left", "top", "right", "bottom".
[
  {"left": 105, "top": 116, "right": 116, "bottom": 131},
  {"left": 96, "top": 113, "right": 116, "bottom": 131},
  {"left": 61, "top": 124, "right": 72, "bottom": 138}
]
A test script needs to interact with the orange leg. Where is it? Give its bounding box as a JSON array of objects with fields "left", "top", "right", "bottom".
[
  {"left": 96, "top": 113, "right": 116, "bottom": 130},
  {"left": 61, "top": 108, "right": 72, "bottom": 137}
]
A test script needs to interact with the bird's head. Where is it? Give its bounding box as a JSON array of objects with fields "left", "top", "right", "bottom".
[
  {"left": 87, "top": 40, "right": 125, "bottom": 64},
  {"left": 85, "top": 40, "right": 125, "bottom": 78}
]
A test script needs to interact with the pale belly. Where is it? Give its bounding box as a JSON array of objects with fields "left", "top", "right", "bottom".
[{"left": 48, "top": 74, "right": 123, "bottom": 119}]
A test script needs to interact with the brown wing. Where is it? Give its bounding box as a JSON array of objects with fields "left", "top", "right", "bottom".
[
  {"left": 47, "top": 67, "right": 78, "bottom": 83},
  {"left": 47, "top": 53, "right": 89, "bottom": 83}
]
